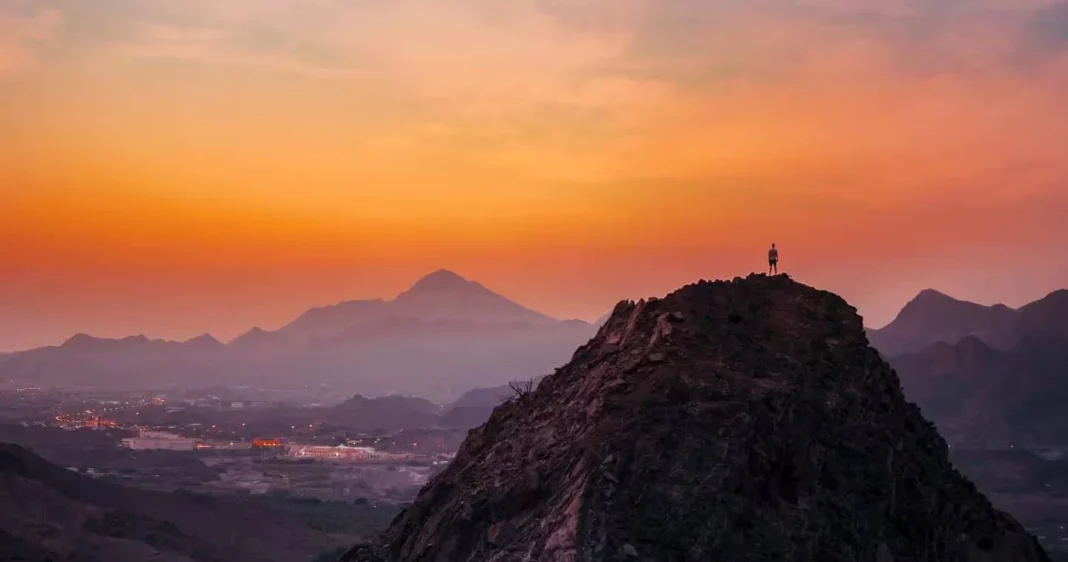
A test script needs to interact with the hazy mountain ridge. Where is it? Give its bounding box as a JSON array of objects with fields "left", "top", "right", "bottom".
[
  {"left": 867, "top": 288, "right": 1067, "bottom": 356},
  {"left": 888, "top": 332, "right": 1068, "bottom": 447},
  {"left": 864, "top": 285, "right": 1068, "bottom": 448},
  {"left": 0, "top": 271, "right": 596, "bottom": 402},
  {"left": 277, "top": 269, "right": 555, "bottom": 343}
]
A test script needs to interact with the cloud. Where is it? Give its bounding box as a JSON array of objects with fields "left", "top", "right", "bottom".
[
  {"left": 8, "top": 0, "right": 1068, "bottom": 207},
  {"left": 0, "top": 6, "right": 63, "bottom": 77},
  {"left": 113, "top": 21, "right": 359, "bottom": 78},
  {"left": 1020, "top": 3, "right": 1068, "bottom": 56}
]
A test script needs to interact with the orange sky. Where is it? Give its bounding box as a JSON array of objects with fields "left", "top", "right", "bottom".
[{"left": 2, "top": 0, "right": 1068, "bottom": 351}]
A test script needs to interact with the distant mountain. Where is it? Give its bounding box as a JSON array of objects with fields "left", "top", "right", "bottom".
[
  {"left": 868, "top": 288, "right": 1066, "bottom": 356},
  {"left": 278, "top": 269, "right": 555, "bottom": 342},
  {"left": 890, "top": 333, "right": 1068, "bottom": 447},
  {"left": 182, "top": 334, "right": 224, "bottom": 349},
  {"left": 229, "top": 327, "right": 290, "bottom": 348},
  {"left": 277, "top": 299, "right": 390, "bottom": 342},
  {"left": 0, "top": 334, "right": 219, "bottom": 389},
  {"left": 0, "top": 442, "right": 340, "bottom": 562},
  {"left": 329, "top": 394, "right": 442, "bottom": 431},
  {"left": 1018, "top": 289, "right": 1068, "bottom": 339},
  {"left": 307, "top": 318, "right": 563, "bottom": 349},
  {"left": 440, "top": 376, "right": 549, "bottom": 429},
  {"left": 448, "top": 383, "right": 517, "bottom": 410},
  {"left": 391, "top": 269, "right": 555, "bottom": 324},
  {"left": 61, "top": 333, "right": 167, "bottom": 351},
  {"left": 873, "top": 287, "right": 1068, "bottom": 446},
  {"left": 0, "top": 270, "right": 597, "bottom": 402}
]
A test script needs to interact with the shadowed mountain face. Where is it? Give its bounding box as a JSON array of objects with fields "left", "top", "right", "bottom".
[
  {"left": 329, "top": 394, "right": 443, "bottom": 430},
  {"left": 0, "top": 271, "right": 596, "bottom": 403},
  {"left": 866, "top": 287, "right": 1068, "bottom": 447},
  {"left": 1018, "top": 290, "right": 1068, "bottom": 339},
  {"left": 867, "top": 289, "right": 1067, "bottom": 356},
  {"left": 889, "top": 333, "right": 1068, "bottom": 447},
  {"left": 0, "top": 443, "right": 339, "bottom": 562},
  {"left": 345, "top": 275, "right": 1048, "bottom": 562}
]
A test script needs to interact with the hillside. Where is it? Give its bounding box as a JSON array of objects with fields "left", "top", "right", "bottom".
[
  {"left": 344, "top": 274, "right": 1048, "bottom": 562},
  {"left": 330, "top": 394, "right": 442, "bottom": 430},
  {"left": 0, "top": 443, "right": 341, "bottom": 562},
  {"left": 440, "top": 378, "right": 548, "bottom": 430}
]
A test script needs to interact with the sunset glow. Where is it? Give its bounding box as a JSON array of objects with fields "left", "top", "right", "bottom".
[{"left": 3, "top": 0, "right": 1068, "bottom": 350}]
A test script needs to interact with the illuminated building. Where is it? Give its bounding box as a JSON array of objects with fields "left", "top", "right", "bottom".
[
  {"left": 121, "top": 438, "right": 197, "bottom": 451},
  {"left": 286, "top": 444, "right": 418, "bottom": 461}
]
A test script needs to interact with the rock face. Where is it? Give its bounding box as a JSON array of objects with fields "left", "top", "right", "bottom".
[{"left": 343, "top": 274, "right": 1050, "bottom": 562}]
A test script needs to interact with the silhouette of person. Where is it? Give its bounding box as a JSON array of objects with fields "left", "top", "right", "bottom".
[{"left": 768, "top": 243, "right": 779, "bottom": 275}]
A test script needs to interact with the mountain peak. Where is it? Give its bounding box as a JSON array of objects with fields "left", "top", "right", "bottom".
[
  {"left": 390, "top": 269, "right": 557, "bottom": 324},
  {"left": 61, "top": 333, "right": 98, "bottom": 347},
  {"left": 184, "top": 333, "right": 222, "bottom": 347},
  {"left": 1027, "top": 288, "right": 1068, "bottom": 309},
  {"left": 60, "top": 333, "right": 152, "bottom": 349},
  {"left": 345, "top": 274, "right": 1047, "bottom": 562},
  {"left": 868, "top": 287, "right": 1021, "bottom": 356},
  {"left": 403, "top": 269, "right": 478, "bottom": 294},
  {"left": 1018, "top": 288, "right": 1068, "bottom": 339},
  {"left": 911, "top": 288, "right": 957, "bottom": 304},
  {"left": 229, "top": 327, "right": 283, "bottom": 346}
]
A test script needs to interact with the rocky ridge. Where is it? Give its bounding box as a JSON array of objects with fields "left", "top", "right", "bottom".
[{"left": 343, "top": 274, "right": 1050, "bottom": 562}]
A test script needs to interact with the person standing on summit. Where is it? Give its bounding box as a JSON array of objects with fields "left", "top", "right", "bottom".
[{"left": 768, "top": 243, "right": 779, "bottom": 275}]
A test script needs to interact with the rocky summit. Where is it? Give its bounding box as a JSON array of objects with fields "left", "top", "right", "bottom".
[{"left": 342, "top": 274, "right": 1050, "bottom": 562}]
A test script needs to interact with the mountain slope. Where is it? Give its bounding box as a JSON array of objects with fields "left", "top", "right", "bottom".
[
  {"left": 868, "top": 288, "right": 1068, "bottom": 356},
  {"left": 0, "top": 443, "right": 340, "bottom": 562},
  {"left": 390, "top": 269, "right": 555, "bottom": 325},
  {"left": 0, "top": 335, "right": 215, "bottom": 389},
  {"left": 867, "top": 289, "right": 1018, "bottom": 355},
  {"left": 276, "top": 300, "right": 391, "bottom": 342},
  {"left": 344, "top": 274, "right": 1048, "bottom": 562},
  {"left": 890, "top": 334, "right": 1068, "bottom": 447},
  {"left": 1018, "top": 290, "right": 1068, "bottom": 340}
]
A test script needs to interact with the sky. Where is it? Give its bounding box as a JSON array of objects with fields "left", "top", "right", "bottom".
[{"left": 2, "top": 0, "right": 1068, "bottom": 351}]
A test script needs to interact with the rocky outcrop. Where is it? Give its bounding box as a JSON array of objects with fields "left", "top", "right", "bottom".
[{"left": 343, "top": 274, "right": 1050, "bottom": 562}]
